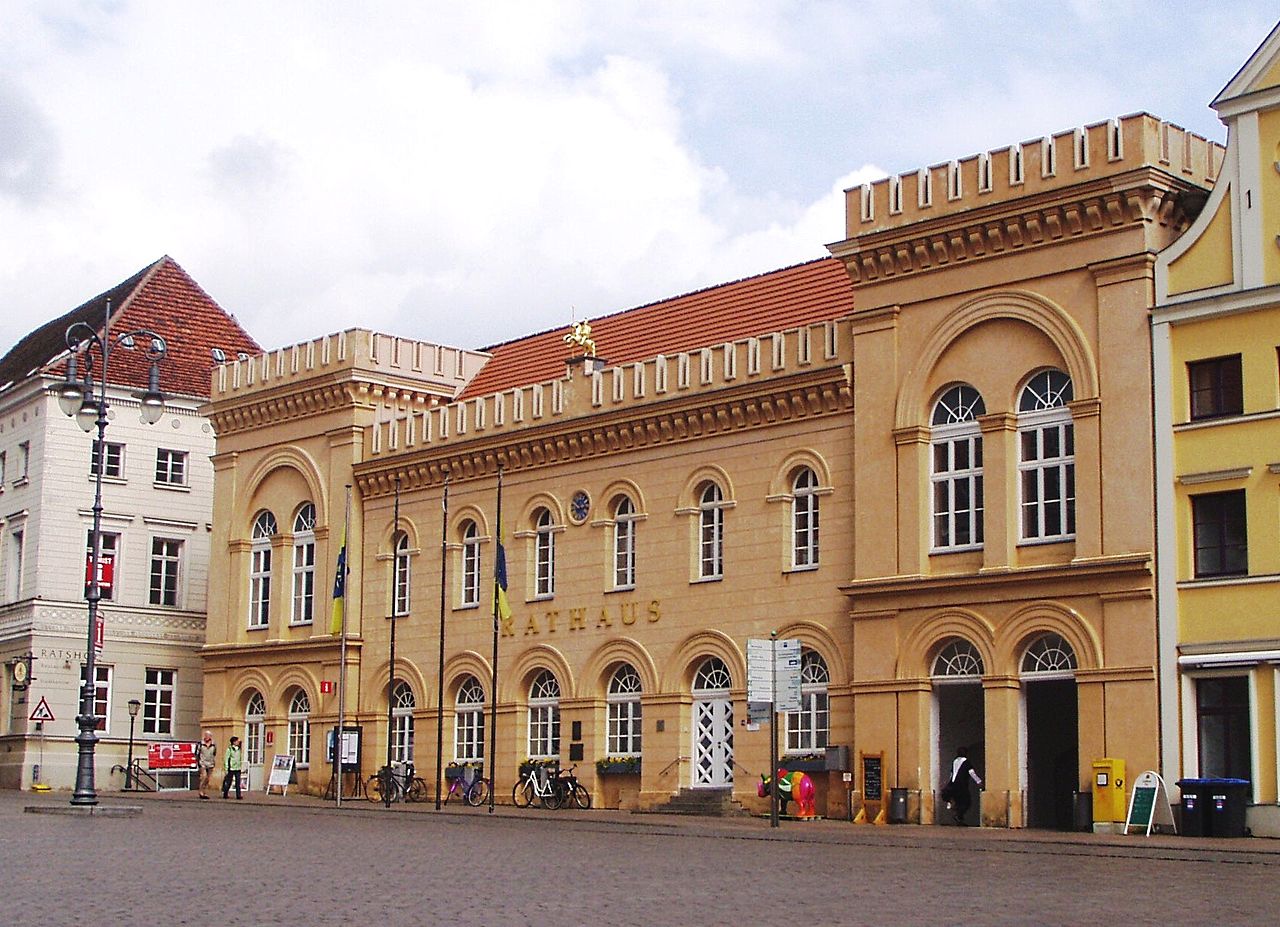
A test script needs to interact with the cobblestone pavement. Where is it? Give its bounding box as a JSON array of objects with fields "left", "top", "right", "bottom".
[{"left": 5, "top": 789, "right": 1278, "bottom": 927}]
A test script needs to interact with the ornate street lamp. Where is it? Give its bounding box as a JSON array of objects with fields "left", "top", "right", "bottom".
[
  {"left": 58, "top": 299, "right": 167, "bottom": 806},
  {"left": 125, "top": 698, "right": 142, "bottom": 789}
]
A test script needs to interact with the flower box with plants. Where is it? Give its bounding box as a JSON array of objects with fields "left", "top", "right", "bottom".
[
  {"left": 596, "top": 756, "right": 641, "bottom": 776},
  {"left": 518, "top": 758, "right": 559, "bottom": 780},
  {"left": 778, "top": 753, "right": 826, "bottom": 772},
  {"left": 444, "top": 761, "right": 483, "bottom": 781}
]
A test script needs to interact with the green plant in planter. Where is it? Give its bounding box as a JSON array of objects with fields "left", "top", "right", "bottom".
[
  {"left": 445, "top": 761, "right": 482, "bottom": 780},
  {"left": 596, "top": 755, "right": 641, "bottom": 775},
  {"left": 779, "top": 752, "right": 826, "bottom": 771}
]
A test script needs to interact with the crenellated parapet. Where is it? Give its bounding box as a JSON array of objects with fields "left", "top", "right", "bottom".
[
  {"left": 832, "top": 114, "right": 1224, "bottom": 286},
  {"left": 203, "top": 328, "right": 491, "bottom": 435},
  {"left": 357, "top": 318, "right": 853, "bottom": 494}
]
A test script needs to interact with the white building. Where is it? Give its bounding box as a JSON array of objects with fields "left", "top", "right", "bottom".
[{"left": 0, "top": 257, "right": 259, "bottom": 790}]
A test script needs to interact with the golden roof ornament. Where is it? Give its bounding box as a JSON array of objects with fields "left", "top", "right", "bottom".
[{"left": 563, "top": 319, "right": 596, "bottom": 358}]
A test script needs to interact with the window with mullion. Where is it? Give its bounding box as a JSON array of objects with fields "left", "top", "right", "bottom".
[
  {"left": 149, "top": 538, "right": 181, "bottom": 607},
  {"left": 699, "top": 483, "right": 725, "bottom": 580},
  {"left": 607, "top": 664, "right": 643, "bottom": 756},
  {"left": 248, "top": 512, "right": 276, "bottom": 628},
  {"left": 527, "top": 670, "right": 561, "bottom": 760},
  {"left": 1018, "top": 420, "right": 1075, "bottom": 541},
  {"left": 455, "top": 676, "right": 485, "bottom": 761},
  {"left": 143, "top": 668, "right": 175, "bottom": 736},
  {"left": 461, "top": 521, "right": 480, "bottom": 607},
  {"left": 288, "top": 690, "right": 311, "bottom": 766},
  {"left": 785, "top": 651, "right": 830, "bottom": 753},
  {"left": 1192, "top": 490, "right": 1248, "bottom": 577},
  {"left": 792, "top": 468, "right": 820, "bottom": 568},
  {"left": 612, "top": 497, "right": 636, "bottom": 590},
  {"left": 534, "top": 509, "right": 556, "bottom": 598},
  {"left": 1188, "top": 355, "right": 1243, "bottom": 420},
  {"left": 155, "top": 448, "right": 187, "bottom": 485},
  {"left": 391, "top": 682, "right": 415, "bottom": 764},
  {"left": 393, "top": 532, "right": 411, "bottom": 616},
  {"left": 90, "top": 442, "right": 124, "bottom": 479},
  {"left": 931, "top": 431, "right": 984, "bottom": 550},
  {"left": 86, "top": 531, "right": 119, "bottom": 601},
  {"left": 80, "top": 664, "right": 112, "bottom": 732}
]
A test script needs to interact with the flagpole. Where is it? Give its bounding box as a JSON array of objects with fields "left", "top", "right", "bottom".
[
  {"left": 385, "top": 476, "right": 401, "bottom": 808},
  {"left": 334, "top": 484, "right": 352, "bottom": 808},
  {"left": 488, "top": 467, "right": 503, "bottom": 814},
  {"left": 435, "top": 476, "right": 450, "bottom": 810}
]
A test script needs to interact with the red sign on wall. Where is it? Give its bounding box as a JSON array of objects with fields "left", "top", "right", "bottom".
[
  {"left": 320, "top": 680, "right": 334, "bottom": 694},
  {"left": 148, "top": 742, "right": 198, "bottom": 771}
]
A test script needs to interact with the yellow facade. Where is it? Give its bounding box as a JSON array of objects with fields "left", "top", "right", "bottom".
[
  {"left": 201, "top": 116, "right": 1222, "bottom": 828},
  {"left": 1154, "top": 21, "right": 1280, "bottom": 837}
]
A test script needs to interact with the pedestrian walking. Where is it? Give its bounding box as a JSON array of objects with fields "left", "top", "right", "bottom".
[
  {"left": 222, "top": 735, "right": 244, "bottom": 799},
  {"left": 944, "top": 746, "right": 983, "bottom": 825},
  {"left": 196, "top": 730, "right": 217, "bottom": 799}
]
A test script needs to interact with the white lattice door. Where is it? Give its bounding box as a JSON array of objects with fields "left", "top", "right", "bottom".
[{"left": 692, "top": 698, "right": 734, "bottom": 787}]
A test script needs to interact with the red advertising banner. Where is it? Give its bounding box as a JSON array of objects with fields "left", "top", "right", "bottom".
[{"left": 148, "top": 742, "right": 198, "bottom": 771}]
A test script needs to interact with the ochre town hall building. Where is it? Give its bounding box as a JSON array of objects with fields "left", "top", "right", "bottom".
[{"left": 201, "top": 111, "right": 1224, "bottom": 826}]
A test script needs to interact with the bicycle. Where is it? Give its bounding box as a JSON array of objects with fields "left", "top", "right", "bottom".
[
  {"left": 366, "top": 763, "right": 427, "bottom": 804},
  {"left": 550, "top": 764, "right": 592, "bottom": 810},
  {"left": 442, "top": 766, "right": 491, "bottom": 807},
  {"left": 511, "top": 763, "right": 562, "bottom": 809}
]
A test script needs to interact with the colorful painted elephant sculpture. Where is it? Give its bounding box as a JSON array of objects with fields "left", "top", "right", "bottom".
[{"left": 758, "top": 768, "right": 817, "bottom": 817}]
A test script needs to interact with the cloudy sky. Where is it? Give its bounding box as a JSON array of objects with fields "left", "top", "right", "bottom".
[{"left": 1, "top": 2, "right": 1273, "bottom": 358}]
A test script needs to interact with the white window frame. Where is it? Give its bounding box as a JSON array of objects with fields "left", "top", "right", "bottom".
[
  {"left": 931, "top": 385, "right": 985, "bottom": 552},
  {"left": 80, "top": 663, "right": 112, "bottom": 733},
  {"left": 1017, "top": 371, "right": 1075, "bottom": 543},
  {"left": 143, "top": 667, "right": 176, "bottom": 736},
  {"left": 8, "top": 529, "right": 24, "bottom": 601},
  {"left": 91, "top": 441, "right": 125, "bottom": 479},
  {"left": 785, "top": 651, "right": 830, "bottom": 754},
  {"left": 291, "top": 504, "right": 316, "bottom": 625},
  {"left": 87, "top": 531, "right": 119, "bottom": 602},
  {"left": 698, "top": 483, "right": 725, "bottom": 581},
  {"left": 393, "top": 532, "right": 411, "bottom": 616},
  {"left": 606, "top": 664, "right": 643, "bottom": 757},
  {"left": 154, "top": 448, "right": 188, "bottom": 486},
  {"left": 612, "top": 497, "right": 636, "bottom": 590},
  {"left": 392, "top": 682, "right": 415, "bottom": 764},
  {"left": 460, "top": 520, "right": 481, "bottom": 608},
  {"left": 148, "top": 537, "right": 182, "bottom": 607},
  {"left": 245, "top": 692, "right": 266, "bottom": 766},
  {"left": 527, "top": 670, "right": 561, "bottom": 760},
  {"left": 249, "top": 511, "right": 276, "bottom": 628},
  {"left": 17, "top": 441, "right": 29, "bottom": 481},
  {"left": 534, "top": 509, "right": 556, "bottom": 599},
  {"left": 454, "top": 676, "right": 486, "bottom": 762},
  {"left": 288, "top": 690, "right": 311, "bottom": 767},
  {"left": 791, "top": 468, "right": 820, "bottom": 569}
]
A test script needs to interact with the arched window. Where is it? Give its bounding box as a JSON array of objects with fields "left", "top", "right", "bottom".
[
  {"left": 1021, "top": 633, "right": 1078, "bottom": 677},
  {"left": 392, "top": 682, "right": 415, "bottom": 764},
  {"left": 792, "top": 468, "right": 820, "bottom": 569},
  {"left": 454, "top": 676, "right": 485, "bottom": 762},
  {"left": 612, "top": 497, "right": 637, "bottom": 590},
  {"left": 288, "top": 689, "right": 311, "bottom": 767},
  {"left": 931, "top": 385, "right": 985, "bottom": 551},
  {"left": 607, "top": 664, "right": 643, "bottom": 756},
  {"left": 534, "top": 508, "right": 556, "bottom": 598},
  {"left": 244, "top": 691, "right": 266, "bottom": 766},
  {"left": 392, "top": 531, "right": 411, "bottom": 616},
  {"left": 249, "top": 511, "right": 277, "bottom": 629},
  {"left": 1018, "top": 370, "right": 1075, "bottom": 542},
  {"left": 460, "top": 520, "right": 480, "bottom": 607},
  {"left": 692, "top": 657, "right": 732, "bottom": 694},
  {"left": 932, "top": 639, "right": 985, "bottom": 678},
  {"left": 291, "top": 503, "right": 316, "bottom": 625},
  {"left": 698, "top": 483, "right": 725, "bottom": 580},
  {"left": 786, "top": 651, "right": 830, "bottom": 754},
  {"left": 527, "top": 670, "right": 561, "bottom": 760}
]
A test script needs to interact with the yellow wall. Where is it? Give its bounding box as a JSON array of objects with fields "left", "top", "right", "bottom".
[{"left": 1166, "top": 194, "right": 1234, "bottom": 296}]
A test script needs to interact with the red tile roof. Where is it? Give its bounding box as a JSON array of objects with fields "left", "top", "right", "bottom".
[
  {"left": 460, "top": 257, "right": 854, "bottom": 399},
  {"left": 0, "top": 257, "right": 260, "bottom": 400}
]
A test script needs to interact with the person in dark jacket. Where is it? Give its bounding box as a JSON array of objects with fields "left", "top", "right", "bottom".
[{"left": 946, "top": 746, "right": 983, "bottom": 825}]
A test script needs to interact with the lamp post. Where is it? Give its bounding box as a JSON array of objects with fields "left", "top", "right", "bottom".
[
  {"left": 125, "top": 698, "right": 142, "bottom": 789},
  {"left": 59, "top": 299, "right": 167, "bottom": 806}
]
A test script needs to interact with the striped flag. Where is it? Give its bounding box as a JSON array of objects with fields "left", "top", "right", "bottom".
[{"left": 330, "top": 524, "right": 347, "bottom": 635}]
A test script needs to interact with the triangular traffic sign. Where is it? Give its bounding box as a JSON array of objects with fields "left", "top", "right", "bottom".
[{"left": 29, "top": 697, "right": 56, "bottom": 722}]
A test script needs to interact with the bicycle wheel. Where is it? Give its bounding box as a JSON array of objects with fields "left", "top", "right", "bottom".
[
  {"left": 465, "top": 778, "right": 490, "bottom": 807},
  {"left": 408, "top": 777, "right": 428, "bottom": 803},
  {"left": 512, "top": 780, "right": 533, "bottom": 808},
  {"left": 366, "top": 774, "right": 384, "bottom": 803},
  {"left": 571, "top": 782, "right": 592, "bottom": 810},
  {"left": 540, "top": 784, "right": 563, "bottom": 811}
]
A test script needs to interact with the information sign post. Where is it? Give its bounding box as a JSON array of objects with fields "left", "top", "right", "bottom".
[{"left": 748, "top": 635, "right": 802, "bottom": 828}]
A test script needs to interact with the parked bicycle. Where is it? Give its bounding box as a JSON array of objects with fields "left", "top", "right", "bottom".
[
  {"left": 442, "top": 766, "right": 491, "bottom": 807},
  {"left": 512, "top": 763, "right": 562, "bottom": 809},
  {"left": 550, "top": 764, "right": 592, "bottom": 810},
  {"left": 367, "top": 763, "right": 427, "bottom": 804}
]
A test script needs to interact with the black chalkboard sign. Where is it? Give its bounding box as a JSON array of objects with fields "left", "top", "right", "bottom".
[{"left": 862, "top": 753, "right": 883, "bottom": 802}]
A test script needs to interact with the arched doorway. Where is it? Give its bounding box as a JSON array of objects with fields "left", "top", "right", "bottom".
[
  {"left": 244, "top": 691, "right": 266, "bottom": 790},
  {"left": 932, "top": 638, "right": 985, "bottom": 825},
  {"left": 691, "top": 657, "right": 733, "bottom": 788},
  {"left": 1021, "top": 633, "right": 1078, "bottom": 829}
]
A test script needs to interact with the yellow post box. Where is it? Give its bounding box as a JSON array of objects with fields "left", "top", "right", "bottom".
[{"left": 1091, "top": 758, "right": 1126, "bottom": 823}]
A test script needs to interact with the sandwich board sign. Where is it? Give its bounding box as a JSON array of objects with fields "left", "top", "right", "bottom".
[
  {"left": 1124, "top": 770, "right": 1176, "bottom": 835},
  {"left": 266, "top": 754, "right": 296, "bottom": 796}
]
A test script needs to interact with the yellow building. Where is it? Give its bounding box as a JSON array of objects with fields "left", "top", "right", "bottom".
[
  {"left": 201, "top": 111, "right": 1222, "bottom": 826},
  {"left": 1154, "top": 22, "right": 1280, "bottom": 837}
]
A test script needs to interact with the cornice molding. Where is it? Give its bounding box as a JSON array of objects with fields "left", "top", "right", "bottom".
[
  {"left": 833, "top": 169, "right": 1199, "bottom": 286},
  {"left": 208, "top": 378, "right": 450, "bottom": 437},
  {"left": 355, "top": 366, "right": 854, "bottom": 495}
]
